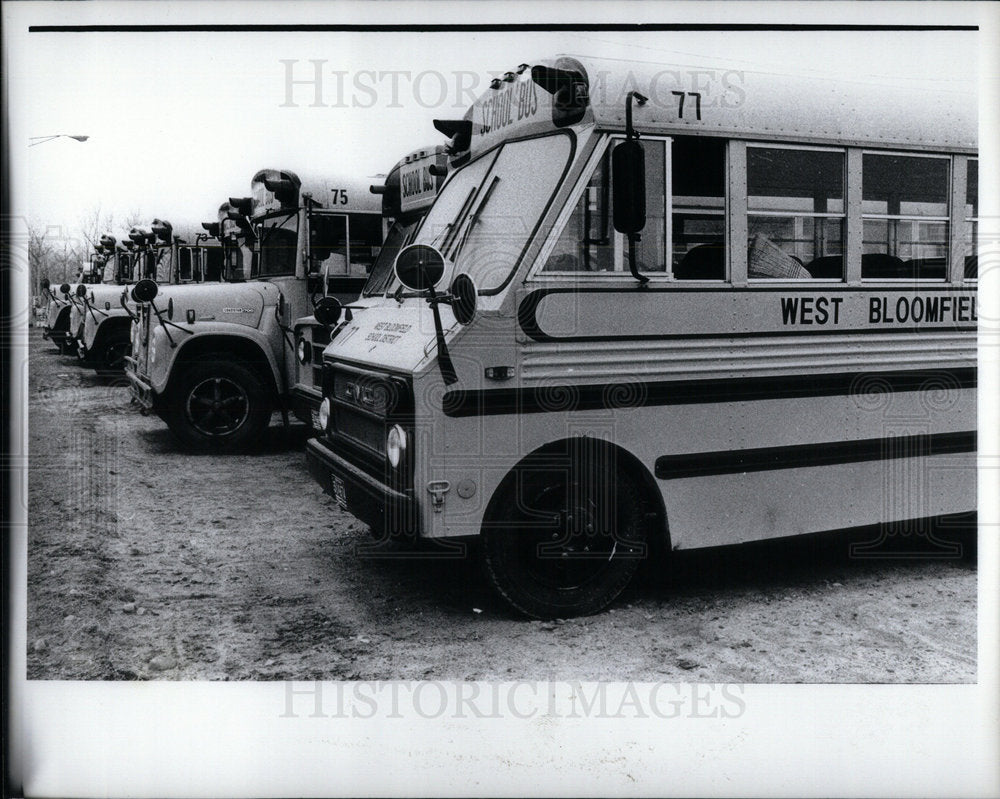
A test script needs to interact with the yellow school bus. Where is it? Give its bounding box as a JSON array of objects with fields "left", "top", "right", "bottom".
[{"left": 306, "top": 56, "right": 977, "bottom": 618}]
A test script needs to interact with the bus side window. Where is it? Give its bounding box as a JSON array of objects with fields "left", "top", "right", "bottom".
[
  {"left": 544, "top": 139, "right": 666, "bottom": 273},
  {"left": 862, "top": 153, "right": 948, "bottom": 280},
  {"left": 346, "top": 214, "right": 383, "bottom": 277},
  {"left": 747, "top": 146, "right": 844, "bottom": 280},
  {"left": 179, "top": 248, "right": 193, "bottom": 281},
  {"left": 964, "top": 158, "right": 978, "bottom": 280},
  {"left": 205, "top": 248, "right": 223, "bottom": 282},
  {"left": 672, "top": 136, "right": 726, "bottom": 280},
  {"left": 309, "top": 214, "right": 348, "bottom": 275}
]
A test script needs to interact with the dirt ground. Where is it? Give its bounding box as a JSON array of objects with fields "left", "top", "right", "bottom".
[{"left": 25, "top": 329, "right": 977, "bottom": 682}]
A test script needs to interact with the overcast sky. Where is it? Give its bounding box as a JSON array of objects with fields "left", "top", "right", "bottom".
[{"left": 4, "top": 4, "right": 983, "bottom": 249}]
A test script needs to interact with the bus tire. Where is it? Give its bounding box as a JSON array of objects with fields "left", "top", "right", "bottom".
[
  {"left": 95, "top": 331, "right": 131, "bottom": 375},
  {"left": 480, "top": 444, "right": 650, "bottom": 619},
  {"left": 164, "top": 355, "right": 271, "bottom": 452}
]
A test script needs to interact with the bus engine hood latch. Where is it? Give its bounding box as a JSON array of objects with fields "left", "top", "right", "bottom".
[{"left": 427, "top": 480, "right": 451, "bottom": 513}]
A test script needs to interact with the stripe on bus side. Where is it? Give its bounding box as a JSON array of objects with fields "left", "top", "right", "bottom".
[
  {"left": 440, "top": 367, "right": 976, "bottom": 418},
  {"left": 654, "top": 430, "right": 977, "bottom": 480}
]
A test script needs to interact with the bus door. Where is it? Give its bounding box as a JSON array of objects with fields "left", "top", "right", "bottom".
[
  {"left": 177, "top": 246, "right": 196, "bottom": 282},
  {"left": 306, "top": 211, "right": 355, "bottom": 302}
]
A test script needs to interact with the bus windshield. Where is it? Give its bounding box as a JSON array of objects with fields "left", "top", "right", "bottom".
[
  {"left": 254, "top": 211, "right": 298, "bottom": 277},
  {"left": 363, "top": 220, "right": 419, "bottom": 296},
  {"left": 153, "top": 247, "right": 171, "bottom": 282},
  {"left": 413, "top": 133, "right": 573, "bottom": 292}
]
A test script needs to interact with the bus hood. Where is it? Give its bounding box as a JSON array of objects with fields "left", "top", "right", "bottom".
[
  {"left": 84, "top": 284, "right": 128, "bottom": 306},
  {"left": 143, "top": 282, "right": 277, "bottom": 329},
  {"left": 322, "top": 298, "right": 459, "bottom": 374}
]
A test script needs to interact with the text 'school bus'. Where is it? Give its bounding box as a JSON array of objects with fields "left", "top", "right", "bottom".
[
  {"left": 305, "top": 55, "right": 978, "bottom": 619},
  {"left": 290, "top": 145, "right": 449, "bottom": 431},
  {"left": 74, "top": 220, "right": 223, "bottom": 372},
  {"left": 125, "top": 170, "right": 384, "bottom": 451}
]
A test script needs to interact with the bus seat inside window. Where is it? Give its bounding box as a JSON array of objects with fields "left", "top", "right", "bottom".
[
  {"left": 862, "top": 153, "right": 948, "bottom": 280},
  {"left": 672, "top": 136, "right": 726, "bottom": 280},
  {"left": 748, "top": 146, "right": 844, "bottom": 279}
]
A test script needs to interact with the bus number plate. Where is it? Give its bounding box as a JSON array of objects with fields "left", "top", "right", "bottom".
[{"left": 331, "top": 475, "right": 347, "bottom": 509}]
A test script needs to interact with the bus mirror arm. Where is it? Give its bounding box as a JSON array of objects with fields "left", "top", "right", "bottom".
[
  {"left": 119, "top": 291, "right": 138, "bottom": 323},
  {"left": 424, "top": 282, "right": 458, "bottom": 386},
  {"left": 613, "top": 91, "right": 650, "bottom": 285},
  {"left": 146, "top": 300, "right": 194, "bottom": 348}
]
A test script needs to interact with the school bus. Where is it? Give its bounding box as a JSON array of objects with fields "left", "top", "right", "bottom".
[
  {"left": 125, "top": 169, "right": 383, "bottom": 451},
  {"left": 41, "top": 277, "right": 85, "bottom": 353},
  {"left": 74, "top": 220, "right": 223, "bottom": 372},
  {"left": 125, "top": 202, "right": 251, "bottom": 388},
  {"left": 291, "top": 145, "right": 448, "bottom": 430},
  {"left": 304, "top": 55, "right": 978, "bottom": 618}
]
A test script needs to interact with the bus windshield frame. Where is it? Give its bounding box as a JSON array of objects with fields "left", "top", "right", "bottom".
[
  {"left": 405, "top": 130, "right": 576, "bottom": 296},
  {"left": 364, "top": 219, "right": 420, "bottom": 297},
  {"left": 252, "top": 210, "right": 299, "bottom": 278}
]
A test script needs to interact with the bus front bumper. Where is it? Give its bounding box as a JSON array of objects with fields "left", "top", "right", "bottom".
[
  {"left": 290, "top": 384, "right": 323, "bottom": 430},
  {"left": 125, "top": 359, "right": 156, "bottom": 412},
  {"left": 305, "top": 437, "right": 418, "bottom": 538}
]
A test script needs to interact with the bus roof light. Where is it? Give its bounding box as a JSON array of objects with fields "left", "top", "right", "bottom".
[
  {"left": 151, "top": 219, "right": 173, "bottom": 242},
  {"left": 432, "top": 118, "right": 472, "bottom": 155},
  {"left": 531, "top": 63, "right": 589, "bottom": 128},
  {"left": 503, "top": 71, "right": 516, "bottom": 82},
  {"left": 489, "top": 78, "right": 502, "bottom": 90},
  {"left": 228, "top": 197, "right": 253, "bottom": 216}
]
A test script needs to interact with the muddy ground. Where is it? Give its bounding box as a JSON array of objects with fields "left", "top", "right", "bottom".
[{"left": 26, "top": 330, "right": 977, "bottom": 682}]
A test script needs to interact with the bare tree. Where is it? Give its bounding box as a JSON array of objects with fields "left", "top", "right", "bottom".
[
  {"left": 78, "top": 204, "right": 115, "bottom": 253},
  {"left": 28, "top": 220, "right": 55, "bottom": 298}
]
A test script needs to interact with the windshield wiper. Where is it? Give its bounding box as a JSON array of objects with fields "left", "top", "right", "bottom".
[
  {"left": 451, "top": 175, "right": 501, "bottom": 263},
  {"left": 440, "top": 186, "right": 477, "bottom": 259},
  {"left": 258, "top": 213, "right": 296, "bottom": 246}
]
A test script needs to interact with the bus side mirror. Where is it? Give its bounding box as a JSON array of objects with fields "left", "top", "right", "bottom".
[
  {"left": 314, "top": 296, "right": 343, "bottom": 327},
  {"left": 450, "top": 273, "right": 477, "bottom": 325},
  {"left": 75, "top": 284, "right": 88, "bottom": 297},
  {"left": 395, "top": 244, "right": 445, "bottom": 292},
  {"left": 612, "top": 140, "right": 646, "bottom": 234},
  {"left": 132, "top": 279, "right": 158, "bottom": 303},
  {"left": 60, "top": 283, "right": 71, "bottom": 295}
]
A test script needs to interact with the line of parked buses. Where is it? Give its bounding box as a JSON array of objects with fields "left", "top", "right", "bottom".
[{"left": 38, "top": 55, "right": 979, "bottom": 618}]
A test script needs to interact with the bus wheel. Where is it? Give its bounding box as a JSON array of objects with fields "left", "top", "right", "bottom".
[
  {"left": 481, "top": 447, "right": 650, "bottom": 619},
  {"left": 95, "top": 332, "right": 131, "bottom": 375},
  {"left": 165, "top": 356, "right": 270, "bottom": 452}
]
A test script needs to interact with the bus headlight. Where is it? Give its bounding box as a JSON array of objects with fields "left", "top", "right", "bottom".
[
  {"left": 386, "top": 424, "right": 407, "bottom": 468},
  {"left": 318, "top": 397, "right": 331, "bottom": 431},
  {"left": 297, "top": 338, "right": 311, "bottom": 365}
]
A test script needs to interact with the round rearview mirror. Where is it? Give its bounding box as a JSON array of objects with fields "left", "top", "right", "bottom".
[
  {"left": 42, "top": 278, "right": 50, "bottom": 290},
  {"left": 314, "top": 296, "right": 343, "bottom": 327},
  {"left": 450, "top": 273, "right": 477, "bottom": 325},
  {"left": 394, "top": 244, "right": 445, "bottom": 292},
  {"left": 75, "top": 284, "right": 88, "bottom": 297},
  {"left": 60, "top": 283, "right": 71, "bottom": 295},
  {"left": 132, "top": 278, "right": 158, "bottom": 303}
]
